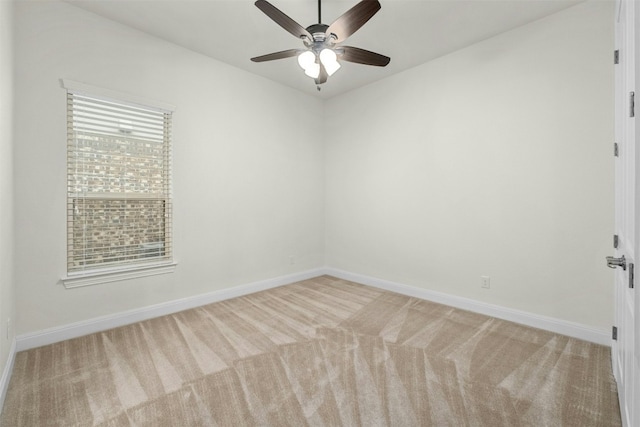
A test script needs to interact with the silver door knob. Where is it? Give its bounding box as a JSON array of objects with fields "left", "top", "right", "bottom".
[{"left": 606, "top": 255, "right": 627, "bottom": 270}]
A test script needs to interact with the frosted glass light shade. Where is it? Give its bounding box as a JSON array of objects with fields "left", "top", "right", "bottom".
[
  {"left": 304, "top": 63, "right": 320, "bottom": 79},
  {"left": 320, "top": 49, "right": 341, "bottom": 76},
  {"left": 297, "top": 51, "right": 316, "bottom": 70}
]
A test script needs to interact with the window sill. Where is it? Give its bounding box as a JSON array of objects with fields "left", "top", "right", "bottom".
[{"left": 61, "top": 262, "right": 177, "bottom": 289}]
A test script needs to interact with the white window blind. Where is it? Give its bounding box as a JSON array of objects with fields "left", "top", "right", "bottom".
[{"left": 67, "top": 91, "right": 173, "bottom": 274}]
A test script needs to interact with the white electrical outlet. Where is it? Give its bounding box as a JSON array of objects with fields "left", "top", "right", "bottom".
[
  {"left": 481, "top": 276, "right": 490, "bottom": 289},
  {"left": 289, "top": 255, "right": 295, "bottom": 265},
  {"left": 6, "top": 318, "right": 10, "bottom": 340}
]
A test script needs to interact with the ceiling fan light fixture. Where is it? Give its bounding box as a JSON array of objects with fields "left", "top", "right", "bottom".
[{"left": 319, "top": 48, "right": 340, "bottom": 76}]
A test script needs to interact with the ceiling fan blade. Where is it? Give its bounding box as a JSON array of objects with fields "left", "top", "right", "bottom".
[
  {"left": 340, "top": 46, "right": 390, "bottom": 66},
  {"left": 255, "top": 0, "right": 313, "bottom": 41},
  {"left": 315, "top": 63, "right": 328, "bottom": 85},
  {"left": 326, "top": 0, "right": 381, "bottom": 43},
  {"left": 251, "top": 49, "right": 300, "bottom": 62}
]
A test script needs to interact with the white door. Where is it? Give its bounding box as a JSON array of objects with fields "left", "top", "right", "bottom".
[{"left": 612, "top": 1, "right": 639, "bottom": 426}]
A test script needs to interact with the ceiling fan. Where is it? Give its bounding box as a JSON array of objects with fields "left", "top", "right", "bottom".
[{"left": 251, "top": 0, "right": 390, "bottom": 87}]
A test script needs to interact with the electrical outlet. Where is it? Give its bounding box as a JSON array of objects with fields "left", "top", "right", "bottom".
[
  {"left": 481, "top": 276, "right": 490, "bottom": 289},
  {"left": 6, "top": 318, "right": 11, "bottom": 340},
  {"left": 289, "top": 255, "right": 295, "bottom": 265}
]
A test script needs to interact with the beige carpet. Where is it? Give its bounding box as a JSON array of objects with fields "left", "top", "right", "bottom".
[{"left": 1, "top": 275, "right": 621, "bottom": 426}]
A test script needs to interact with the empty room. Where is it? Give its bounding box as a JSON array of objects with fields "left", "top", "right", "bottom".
[{"left": 0, "top": 0, "right": 637, "bottom": 425}]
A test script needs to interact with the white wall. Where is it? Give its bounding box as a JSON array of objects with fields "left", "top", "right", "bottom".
[
  {"left": 13, "top": 1, "right": 325, "bottom": 334},
  {"left": 325, "top": 2, "right": 614, "bottom": 329},
  {"left": 12, "top": 0, "right": 614, "bottom": 336},
  {"left": 0, "top": 0, "right": 15, "bottom": 373}
]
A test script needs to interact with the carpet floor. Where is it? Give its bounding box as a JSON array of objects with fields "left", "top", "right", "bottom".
[{"left": 0, "top": 275, "right": 621, "bottom": 426}]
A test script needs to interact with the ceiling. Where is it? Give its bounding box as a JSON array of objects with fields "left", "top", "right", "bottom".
[{"left": 66, "top": 0, "right": 583, "bottom": 99}]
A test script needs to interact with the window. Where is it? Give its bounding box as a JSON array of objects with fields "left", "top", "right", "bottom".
[{"left": 64, "top": 82, "right": 174, "bottom": 285}]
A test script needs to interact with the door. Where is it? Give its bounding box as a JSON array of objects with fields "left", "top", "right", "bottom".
[{"left": 612, "top": 1, "right": 639, "bottom": 426}]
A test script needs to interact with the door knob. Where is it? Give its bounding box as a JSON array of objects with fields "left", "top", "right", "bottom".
[{"left": 606, "top": 255, "right": 627, "bottom": 270}]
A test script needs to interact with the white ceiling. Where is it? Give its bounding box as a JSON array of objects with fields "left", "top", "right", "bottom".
[{"left": 66, "top": 0, "right": 583, "bottom": 99}]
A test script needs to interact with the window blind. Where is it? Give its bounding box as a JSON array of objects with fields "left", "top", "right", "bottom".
[{"left": 67, "top": 92, "right": 173, "bottom": 273}]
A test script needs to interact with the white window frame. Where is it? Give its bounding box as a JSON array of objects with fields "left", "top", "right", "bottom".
[{"left": 60, "top": 80, "right": 177, "bottom": 288}]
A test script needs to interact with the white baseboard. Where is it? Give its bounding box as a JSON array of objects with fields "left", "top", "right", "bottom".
[
  {"left": 0, "top": 338, "right": 16, "bottom": 413},
  {"left": 15, "top": 266, "right": 611, "bottom": 353},
  {"left": 325, "top": 268, "right": 611, "bottom": 346},
  {"left": 16, "top": 268, "right": 325, "bottom": 352}
]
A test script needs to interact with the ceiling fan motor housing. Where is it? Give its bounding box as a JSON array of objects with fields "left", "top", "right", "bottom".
[{"left": 304, "top": 24, "right": 335, "bottom": 47}]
